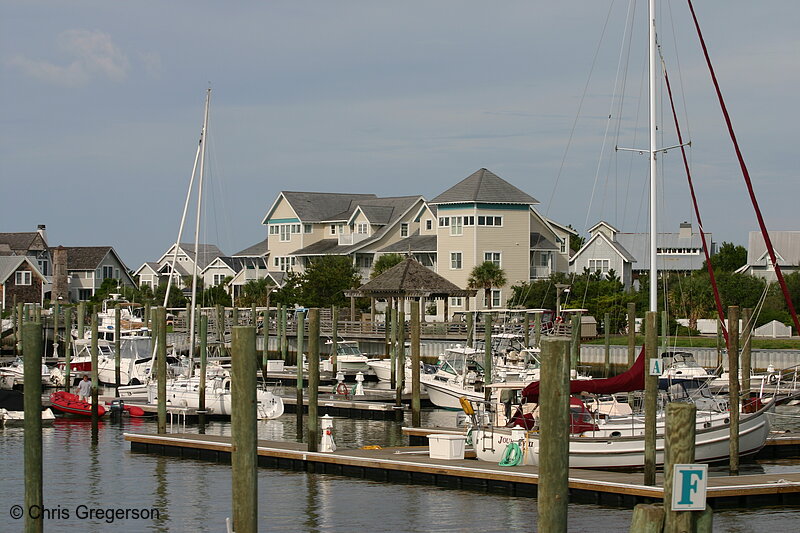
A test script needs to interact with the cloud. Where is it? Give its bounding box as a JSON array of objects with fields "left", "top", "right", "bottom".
[{"left": 8, "top": 29, "right": 129, "bottom": 87}]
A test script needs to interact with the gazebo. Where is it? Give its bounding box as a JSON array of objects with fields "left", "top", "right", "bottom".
[{"left": 345, "top": 257, "right": 476, "bottom": 322}]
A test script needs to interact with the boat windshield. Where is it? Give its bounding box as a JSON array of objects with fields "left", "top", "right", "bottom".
[{"left": 336, "top": 343, "right": 362, "bottom": 356}]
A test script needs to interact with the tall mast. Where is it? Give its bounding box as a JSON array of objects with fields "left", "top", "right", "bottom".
[
  {"left": 188, "top": 88, "right": 211, "bottom": 377},
  {"left": 648, "top": 0, "right": 658, "bottom": 313}
]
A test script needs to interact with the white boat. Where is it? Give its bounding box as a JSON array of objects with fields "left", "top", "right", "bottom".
[
  {"left": 0, "top": 391, "right": 55, "bottom": 425},
  {"left": 65, "top": 336, "right": 159, "bottom": 386},
  {"left": 145, "top": 374, "right": 284, "bottom": 419},
  {"left": 307, "top": 339, "right": 378, "bottom": 373},
  {"left": 659, "top": 351, "right": 717, "bottom": 381},
  {"left": 420, "top": 346, "right": 487, "bottom": 409},
  {"left": 0, "top": 357, "right": 63, "bottom": 390}
]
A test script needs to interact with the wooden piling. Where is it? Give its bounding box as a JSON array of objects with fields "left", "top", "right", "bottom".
[
  {"left": 91, "top": 310, "right": 99, "bottom": 430},
  {"left": 77, "top": 301, "right": 85, "bottom": 342},
  {"left": 216, "top": 304, "right": 224, "bottom": 343},
  {"left": 483, "top": 312, "right": 492, "bottom": 402},
  {"left": 199, "top": 314, "right": 208, "bottom": 425},
  {"left": 231, "top": 325, "right": 258, "bottom": 533},
  {"left": 741, "top": 307, "right": 753, "bottom": 401},
  {"left": 307, "top": 309, "right": 320, "bottom": 452},
  {"left": 716, "top": 319, "right": 723, "bottom": 369},
  {"left": 232, "top": 306, "right": 239, "bottom": 328},
  {"left": 664, "top": 402, "right": 697, "bottom": 533},
  {"left": 627, "top": 302, "right": 636, "bottom": 368},
  {"left": 466, "top": 311, "right": 474, "bottom": 348},
  {"left": 281, "top": 305, "right": 288, "bottom": 362},
  {"left": 644, "top": 311, "right": 658, "bottom": 486},
  {"left": 296, "top": 310, "right": 306, "bottom": 433},
  {"left": 156, "top": 307, "right": 167, "bottom": 435},
  {"left": 53, "top": 302, "right": 60, "bottom": 358},
  {"left": 661, "top": 311, "right": 668, "bottom": 354},
  {"left": 570, "top": 311, "right": 581, "bottom": 371},
  {"left": 604, "top": 312, "right": 611, "bottom": 378},
  {"left": 64, "top": 307, "right": 72, "bottom": 392},
  {"left": 628, "top": 504, "right": 664, "bottom": 533},
  {"left": 523, "top": 312, "right": 530, "bottom": 348},
  {"left": 696, "top": 505, "right": 714, "bottom": 533},
  {"left": 115, "top": 304, "right": 121, "bottom": 390},
  {"left": 728, "top": 306, "right": 740, "bottom": 474},
  {"left": 390, "top": 307, "right": 397, "bottom": 389},
  {"left": 144, "top": 302, "right": 151, "bottom": 332},
  {"left": 331, "top": 306, "right": 339, "bottom": 374},
  {"left": 537, "top": 336, "right": 571, "bottom": 533},
  {"left": 534, "top": 311, "right": 542, "bottom": 349},
  {"left": 23, "top": 322, "right": 44, "bottom": 533},
  {"left": 411, "top": 300, "right": 421, "bottom": 427},
  {"left": 396, "top": 308, "right": 405, "bottom": 409}
]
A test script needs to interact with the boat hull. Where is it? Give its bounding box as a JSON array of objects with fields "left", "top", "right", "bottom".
[{"left": 50, "top": 392, "right": 107, "bottom": 417}]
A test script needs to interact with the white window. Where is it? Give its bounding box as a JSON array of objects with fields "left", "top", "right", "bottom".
[
  {"left": 464, "top": 216, "right": 475, "bottom": 226},
  {"left": 330, "top": 224, "right": 337, "bottom": 235},
  {"left": 280, "top": 224, "right": 291, "bottom": 242},
  {"left": 588, "top": 259, "right": 610, "bottom": 273},
  {"left": 484, "top": 289, "right": 502, "bottom": 308},
  {"left": 356, "top": 223, "right": 368, "bottom": 235},
  {"left": 484, "top": 252, "right": 501, "bottom": 267},
  {"left": 450, "top": 216, "right": 463, "bottom": 236},
  {"left": 304, "top": 224, "right": 313, "bottom": 234},
  {"left": 355, "top": 255, "right": 373, "bottom": 268},
  {"left": 275, "top": 256, "right": 295, "bottom": 272},
  {"left": 213, "top": 274, "right": 226, "bottom": 285},
  {"left": 559, "top": 238, "right": 567, "bottom": 254},
  {"left": 102, "top": 266, "right": 114, "bottom": 279},
  {"left": 292, "top": 224, "right": 301, "bottom": 234},
  {"left": 15, "top": 271, "right": 31, "bottom": 285},
  {"left": 401, "top": 223, "right": 409, "bottom": 237},
  {"left": 450, "top": 297, "right": 463, "bottom": 307},
  {"left": 438, "top": 217, "right": 449, "bottom": 227},
  {"left": 450, "top": 252, "right": 462, "bottom": 270},
  {"left": 338, "top": 224, "right": 344, "bottom": 235},
  {"left": 269, "top": 225, "right": 279, "bottom": 235},
  {"left": 477, "top": 216, "right": 503, "bottom": 226},
  {"left": 85, "top": 271, "right": 93, "bottom": 279},
  {"left": 425, "top": 219, "right": 432, "bottom": 231}
]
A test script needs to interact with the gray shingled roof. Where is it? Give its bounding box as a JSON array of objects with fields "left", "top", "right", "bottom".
[
  {"left": 279, "top": 192, "right": 377, "bottom": 222},
  {"left": 616, "top": 232, "right": 711, "bottom": 270},
  {"left": 177, "top": 243, "right": 224, "bottom": 270},
  {"left": 746, "top": 231, "right": 800, "bottom": 266},
  {"left": 430, "top": 168, "right": 539, "bottom": 205},
  {"left": 0, "top": 256, "right": 39, "bottom": 284},
  {"left": 215, "top": 256, "right": 268, "bottom": 271},
  {"left": 58, "top": 246, "right": 113, "bottom": 270},
  {"left": 379, "top": 231, "right": 437, "bottom": 253},
  {"left": 357, "top": 205, "right": 395, "bottom": 225},
  {"left": 234, "top": 238, "right": 268, "bottom": 257},
  {"left": 0, "top": 232, "right": 43, "bottom": 252},
  {"left": 347, "top": 258, "right": 476, "bottom": 298},
  {"left": 290, "top": 239, "right": 349, "bottom": 256}
]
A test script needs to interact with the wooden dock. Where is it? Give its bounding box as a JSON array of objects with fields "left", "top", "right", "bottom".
[{"left": 125, "top": 432, "right": 800, "bottom": 509}]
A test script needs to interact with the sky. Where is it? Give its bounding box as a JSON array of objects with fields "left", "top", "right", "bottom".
[{"left": 2, "top": 1, "right": 798, "bottom": 271}]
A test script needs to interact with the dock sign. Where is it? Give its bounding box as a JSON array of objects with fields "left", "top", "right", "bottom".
[
  {"left": 671, "top": 464, "right": 708, "bottom": 511},
  {"left": 649, "top": 358, "right": 662, "bottom": 376}
]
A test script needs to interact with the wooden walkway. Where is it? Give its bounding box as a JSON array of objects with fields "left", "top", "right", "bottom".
[{"left": 125, "top": 432, "right": 800, "bottom": 509}]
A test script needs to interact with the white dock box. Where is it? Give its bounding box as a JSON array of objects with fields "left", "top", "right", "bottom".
[
  {"left": 266, "top": 360, "right": 284, "bottom": 372},
  {"left": 428, "top": 434, "right": 467, "bottom": 460}
]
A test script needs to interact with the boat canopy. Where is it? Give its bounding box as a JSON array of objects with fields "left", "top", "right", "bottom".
[{"left": 521, "top": 346, "right": 645, "bottom": 402}]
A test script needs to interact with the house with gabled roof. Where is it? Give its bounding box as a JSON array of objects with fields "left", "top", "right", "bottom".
[
  {"left": 736, "top": 230, "right": 800, "bottom": 281},
  {"left": 56, "top": 246, "right": 135, "bottom": 301},
  {"left": 134, "top": 242, "right": 224, "bottom": 291},
  {"left": 428, "top": 168, "right": 575, "bottom": 311},
  {"left": 569, "top": 221, "right": 636, "bottom": 288},
  {"left": 0, "top": 256, "right": 46, "bottom": 309},
  {"left": 0, "top": 224, "right": 51, "bottom": 276}
]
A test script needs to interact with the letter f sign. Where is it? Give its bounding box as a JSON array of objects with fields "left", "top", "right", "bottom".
[{"left": 671, "top": 464, "right": 708, "bottom": 510}]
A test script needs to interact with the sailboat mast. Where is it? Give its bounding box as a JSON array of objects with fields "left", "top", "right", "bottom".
[
  {"left": 188, "top": 88, "right": 211, "bottom": 377},
  {"left": 648, "top": 0, "right": 658, "bottom": 313}
]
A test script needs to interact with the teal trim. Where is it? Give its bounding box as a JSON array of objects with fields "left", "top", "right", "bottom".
[
  {"left": 268, "top": 217, "right": 300, "bottom": 224},
  {"left": 437, "top": 203, "right": 528, "bottom": 211}
]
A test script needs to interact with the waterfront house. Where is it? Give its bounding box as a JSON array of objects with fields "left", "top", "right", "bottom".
[
  {"left": 0, "top": 256, "right": 46, "bottom": 310},
  {"left": 0, "top": 224, "right": 52, "bottom": 277},
  {"left": 135, "top": 243, "right": 224, "bottom": 290},
  {"left": 735, "top": 230, "right": 800, "bottom": 281},
  {"left": 55, "top": 246, "right": 135, "bottom": 301}
]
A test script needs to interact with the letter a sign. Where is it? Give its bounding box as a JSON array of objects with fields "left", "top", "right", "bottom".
[
  {"left": 671, "top": 464, "right": 708, "bottom": 511},
  {"left": 649, "top": 358, "right": 662, "bottom": 376}
]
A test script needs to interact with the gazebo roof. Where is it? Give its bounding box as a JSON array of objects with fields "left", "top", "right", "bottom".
[{"left": 346, "top": 257, "right": 476, "bottom": 298}]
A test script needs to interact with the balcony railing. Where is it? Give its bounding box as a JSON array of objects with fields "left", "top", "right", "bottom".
[{"left": 530, "top": 266, "right": 552, "bottom": 279}]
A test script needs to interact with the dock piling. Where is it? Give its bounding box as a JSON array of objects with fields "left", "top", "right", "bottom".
[
  {"left": 115, "top": 303, "right": 121, "bottom": 391},
  {"left": 483, "top": 312, "right": 492, "bottom": 402},
  {"left": 199, "top": 313, "right": 208, "bottom": 430},
  {"left": 664, "top": 402, "right": 698, "bottom": 533},
  {"left": 411, "top": 300, "right": 421, "bottom": 427},
  {"left": 644, "top": 311, "right": 658, "bottom": 486},
  {"left": 307, "top": 308, "right": 320, "bottom": 452},
  {"left": 231, "top": 325, "right": 258, "bottom": 533},
  {"left": 156, "top": 307, "right": 167, "bottom": 435},
  {"left": 64, "top": 307, "right": 72, "bottom": 392},
  {"left": 23, "top": 321, "right": 44, "bottom": 533},
  {"left": 296, "top": 310, "right": 306, "bottom": 435},
  {"left": 91, "top": 309, "right": 99, "bottom": 434},
  {"left": 728, "top": 306, "right": 740, "bottom": 474}
]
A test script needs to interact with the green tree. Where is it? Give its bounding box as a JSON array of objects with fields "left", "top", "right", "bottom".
[
  {"left": 236, "top": 278, "right": 276, "bottom": 307},
  {"left": 668, "top": 272, "right": 713, "bottom": 330},
  {"left": 299, "top": 256, "right": 361, "bottom": 308},
  {"left": 200, "top": 283, "right": 232, "bottom": 307},
  {"left": 371, "top": 253, "right": 404, "bottom": 278},
  {"left": 704, "top": 241, "right": 747, "bottom": 272},
  {"left": 567, "top": 225, "right": 585, "bottom": 253},
  {"left": 154, "top": 283, "right": 187, "bottom": 308},
  {"left": 272, "top": 271, "right": 303, "bottom": 307},
  {"left": 467, "top": 261, "right": 507, "bottom": 309}
]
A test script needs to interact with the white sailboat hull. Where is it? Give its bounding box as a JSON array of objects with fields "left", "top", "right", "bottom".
[
  {"left": 421, "top": 377, "right": 484, "bottom": 410},
  {"left": 146, "top": 378, "right": 284, "bottom": 419}
]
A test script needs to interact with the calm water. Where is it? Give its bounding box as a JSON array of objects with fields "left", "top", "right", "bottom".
[{"left": 1, "top": 398, "right": 800, "bottom": 532}]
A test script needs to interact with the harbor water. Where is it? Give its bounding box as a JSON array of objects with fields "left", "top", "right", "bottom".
[{"left": 2, "top": 393, "right": 800, "bottom": 531}]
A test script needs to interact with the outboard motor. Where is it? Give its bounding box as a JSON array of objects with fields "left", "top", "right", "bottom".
[{"left": 110, "top": 399, "right": 125, "bottom": 421}]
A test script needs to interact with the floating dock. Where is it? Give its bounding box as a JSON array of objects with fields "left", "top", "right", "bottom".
[{"left": 125, "top": 431, "right": 800, "bottom": 508}]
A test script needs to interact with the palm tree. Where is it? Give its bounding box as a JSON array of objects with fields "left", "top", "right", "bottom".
[{"left": 468, "top": 261, "right": 507, "bottom": 309}]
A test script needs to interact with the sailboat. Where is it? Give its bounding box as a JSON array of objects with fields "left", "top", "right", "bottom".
[
  {"left": 139, "top": 89, "right": 284, "bottom": 420},
  {"left": 469, "top": 0, "right": 775, "bottom": 468}
]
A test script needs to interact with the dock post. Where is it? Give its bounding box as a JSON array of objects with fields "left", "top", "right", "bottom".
[
  {"left": 23, "top": 321, "right": 44, "bottom": 533},
  {"left": 331, "top": 306, "right": 339, "bottom": 374},
  {"left": 16, "top": 302, "right": 24, "bottom": 354},
  {"left": 716, "top": 319, "right": 723, "bottom": 369},
  {"left": 728, "top": 306, "right": 740, "bottom": 474},
  {"left": 466, "top": 311, "right": 474, "bottom": 348},
  {"left": 390, "top": 306, "right": 397, "bottom": 389},
  {"left": 523, "top": 312, "right": 530, "bottom": 348},
  {"left": 262, "top": 305, "right": 270, "bottom": 380},
  {"left": 144, "top": 302, "right": 151, "bottom": 332},
  {"left": 216, "top": 304, "right": 224, "bottom": 343},
  {"left": 534, "top": 310, "right": 542, "bottom": 349},
  {"left": 410, "top": 300, "right": 421, "bottom": 427},
  {"left": 281, "top": 305, "right": 288, "bottom": 363},
  {"left": 12, "top": 296, "right": 18, "bottom": 356},
  {"left": 232, "top": 306, "right": 239, "bottom": 328},
  {"left": 628, "top": 504, "right": 664, "bottom": 533},
  {"left": 251, "top": 303, "right": 257, "bottom": 327},
  {"left": 199, "top": 313, "right": 208, "bottom": 430},
  {"left": 157, "top": 307, "right": 167, "bottom": 435},
  {"left": 604, "top": 312, "right": 611, "bottom": 377},
  {"left": 231, "top": 325, "right": 258, "bottom": 533},
  {"left": 570, "top": 311, "right": 581, "bottom": 372},
  {"left": 53, "top": 301, "right": 60, "bottom": 358},
  {"left": 664, "top": 402, "right": 697, "bottom": 533},
  {"left": 307, "top": 308, "right": 320, "bottom": 452},
  {"left": 384, "top": 298, "right": 392, "bottom": 358},
  {"left": 741, "top": 307, "right": 753, "bottom": 403},
  {"left": 483, "top": 312, "right": 492, "bottom": 401},
  {"left": 696, "top": 505, "right": 713, "bottom": 533},
  {"left": 537, "top": 336, "right": 570, "bottom": 533},
  {"left": 91, "top": 308, "right": 99, "bottom": 433},
  {"left": 661, "top": 310, "right": 668, "bottom": 354},
  {"left": 64, "top": 307, "right": 72, "bottom": 392},
  {"left": 296, "top": 310, "right": 306, "bottom": 434},
  {"left": 115, "top": 303, "right": 121, "bottom": 391},
  {"left": 396, "top": 308, "right": 405, "bottom": 417},
  {"left": 627, "top": 302, "right": 636, "bottom": 368},
  {"left": 77, "top": 301, "right": 85, "bottom": 341},
  {"left": 644, "top": 311, "right": 658, "bottom": 486}
]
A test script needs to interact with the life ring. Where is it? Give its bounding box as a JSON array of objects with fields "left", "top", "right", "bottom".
[
  {"left": 459, "top": 396, "right": 474, "bottom": 416},
  {"left": 555, "top": 316, "right": 564, "bottom": 324},
  {"left": 336, "top": 382, "right": 349, "bottom": 396}
]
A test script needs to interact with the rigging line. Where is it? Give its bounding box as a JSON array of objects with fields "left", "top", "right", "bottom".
[
  {"left": 662, "top": 56, "right": 728, "bottom": 348},
  {"left": 541, "top": 0, "right": 617, "bottom": 222},
  {"left": 687, "top": 0, "right": 800, "bottom": 337},
  {"left": 611, "top": 0, "right": 637, "bottom": 225}
]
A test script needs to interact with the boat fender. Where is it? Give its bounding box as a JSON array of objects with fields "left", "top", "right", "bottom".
[{"left": 459, "top": 396, "right": 474, "bottom": 416}]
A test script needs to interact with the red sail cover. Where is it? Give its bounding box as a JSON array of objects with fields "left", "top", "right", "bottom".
[{"left": 522, "top": 346, "right": 645, "bottom": 402}]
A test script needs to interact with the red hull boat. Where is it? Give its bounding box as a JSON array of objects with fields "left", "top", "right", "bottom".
[{"left": 49, "top": 391, "right": 106, "bottom": 417}]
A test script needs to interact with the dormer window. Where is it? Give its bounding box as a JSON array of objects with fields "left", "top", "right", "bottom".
[
  {"left": 401, "top": 223, "right": 409, "bottom": 237},
  {"left": 426, "top": 219, "right": 432, "bottom": 231},
  {"left": 356, "top": 223, "right": 368, "bottom": 235}
]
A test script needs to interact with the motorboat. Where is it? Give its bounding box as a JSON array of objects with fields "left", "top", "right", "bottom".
[
  {"left": 49, "top": 391, "right": 106, "bottom": 417},
  {"left": 0, "top": 357, "right": 63, "bottom": 390},
  {"left": 0, "top": 390, "right": 55, "bottom": 425}
]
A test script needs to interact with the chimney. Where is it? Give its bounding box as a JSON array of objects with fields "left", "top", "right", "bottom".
[
  {"left": 37, "top": 224, "right": 47, "bottom": 245},
  {"left": 679, "top": 222, "right": 692, "bottom": 239},
  {"left": 52, "top": 246, "right": 69, "bottom": 302}
]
